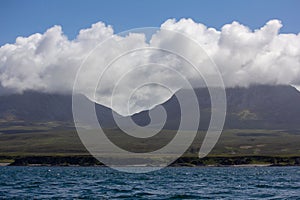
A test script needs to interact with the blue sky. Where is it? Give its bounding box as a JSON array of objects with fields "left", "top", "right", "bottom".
[{"left": 0, "top": 0, "right": 299, "bottom": 45}]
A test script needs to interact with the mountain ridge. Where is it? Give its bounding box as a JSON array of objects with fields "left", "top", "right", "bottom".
[{"left": 0, "top": 85, "right": 300, "bottom": 129}]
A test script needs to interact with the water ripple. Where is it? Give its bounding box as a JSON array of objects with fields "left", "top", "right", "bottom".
[{"left": 0, "top": 166, "right": 299, "bottom": 199}]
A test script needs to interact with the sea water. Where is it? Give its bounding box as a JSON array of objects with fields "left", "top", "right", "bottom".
[{"left": 0, "top": 166, "right": 299, "bottom": 199}]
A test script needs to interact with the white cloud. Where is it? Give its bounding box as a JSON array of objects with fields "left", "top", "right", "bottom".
[
  {"left": 162, "top": 18, "right": 300, "bottom": 87},
  {"left": 0, "top": 19, "right": 300, "bottom": 115}
]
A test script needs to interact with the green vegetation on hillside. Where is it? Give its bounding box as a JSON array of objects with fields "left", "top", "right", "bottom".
[{"left": 0, "top": 123, "right": 300, "bottom": 166}]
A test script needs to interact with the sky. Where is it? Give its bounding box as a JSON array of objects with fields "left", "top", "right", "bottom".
[
  {"left": 1, "top": 0, "right": 300, "bottom": 45},
  {"left": 0, "top": 0, "right": 300, "bottom": 115}
]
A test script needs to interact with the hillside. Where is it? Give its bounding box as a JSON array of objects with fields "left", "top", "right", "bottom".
[{"left": 0, "top": 85, "right": 300, "bottom": 129}]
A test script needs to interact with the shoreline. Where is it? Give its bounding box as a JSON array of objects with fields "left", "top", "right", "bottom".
[
  {"left": 1, "top": 155, "right": 300, "bottom": 167},
  {"left": 0, "top": 164, "right": 296, "bottom": 168}
]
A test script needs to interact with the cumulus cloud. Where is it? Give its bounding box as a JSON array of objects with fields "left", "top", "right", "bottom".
[
  {"left": 0, "top": 19, "right": 300, "bottom": 115},
  {"left": 0, "top": 22, "right": 114, "bottom": 93},
  {"left": 162, "top": 19, "right": 300, "bottom": 87}
]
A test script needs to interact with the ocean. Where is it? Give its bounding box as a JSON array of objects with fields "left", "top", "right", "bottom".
[{"left": 0, "top": 166, "right": 299, "bottom": 199}]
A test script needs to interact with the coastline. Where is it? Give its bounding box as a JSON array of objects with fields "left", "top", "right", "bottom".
[{"left": 1, "top": 155, "right": 299, "bottom": 167}]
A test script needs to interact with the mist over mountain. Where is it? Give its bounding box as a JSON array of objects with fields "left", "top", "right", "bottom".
[
  {"left": 0, "top": 85, "right": 300, "bottom": 130},
  {"left": 1, "top": 19, "right": 300, "bottom": 116}
]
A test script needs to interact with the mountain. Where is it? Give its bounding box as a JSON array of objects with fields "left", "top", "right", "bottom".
[
  {"left": 131, "top": 85, "right": 300, "bottom": 129},
  {"left": 0, "top": 91, "right": 120, "bottom": 128},
  {"left": 225, "top": 85, "right": 300, "bottom": 129},
  {"left": 0, "top": 85, "right": 300, "bottom": 129}
]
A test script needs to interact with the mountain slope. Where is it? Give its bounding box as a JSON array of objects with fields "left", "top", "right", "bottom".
[{"left": 0, "top": 85, "right": 300, "bottom": 129}]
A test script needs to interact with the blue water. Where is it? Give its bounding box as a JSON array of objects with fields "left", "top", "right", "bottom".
[{"left": 0, "top": 167, "right": 300, "bottom": 199}]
